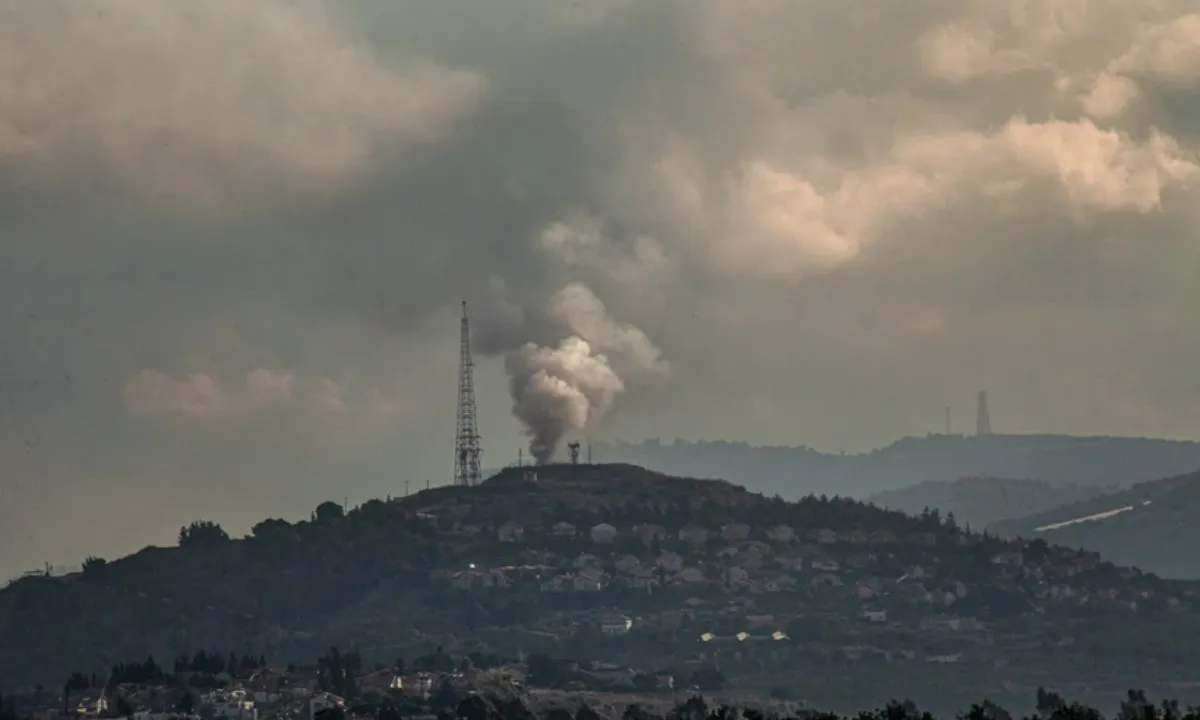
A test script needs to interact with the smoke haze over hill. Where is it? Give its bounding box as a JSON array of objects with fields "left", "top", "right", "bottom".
[{"left": 6, "top": 0, "right": 1200, "bottom": 576}]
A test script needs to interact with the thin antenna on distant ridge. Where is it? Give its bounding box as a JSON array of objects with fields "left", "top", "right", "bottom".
[
  {"left": 453, "top": 301, "right": 483, "bottom": 487},
  {"left": 976, "top": 391, "right": 992, "bottom": 436}
]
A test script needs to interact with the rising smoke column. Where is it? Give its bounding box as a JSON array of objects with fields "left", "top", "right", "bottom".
[
  {"left": 506, "top": 337, "right": 624, "bottom": 463},
  {"left": 504, "top": 282, "right": 668, "bottom": 463}
]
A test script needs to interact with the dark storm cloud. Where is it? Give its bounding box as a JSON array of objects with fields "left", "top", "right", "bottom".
[{"left": 4, "top": 0, "right": 1200, "bottom": 575}]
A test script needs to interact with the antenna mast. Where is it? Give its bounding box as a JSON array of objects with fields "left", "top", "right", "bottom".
[
  {"left": 976, "top": 390, "right": 992, "bottom": 437},
  {"left": 453, "top": 301, "right": 483, "bottom": 487}
]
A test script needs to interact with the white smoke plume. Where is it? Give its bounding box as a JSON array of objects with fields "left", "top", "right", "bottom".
[
  {"left": 506, "top": 282, "right": 667, "bottom": 463},
  {"left": 506, "top": 338, "right": 623, "bottom": 464}
]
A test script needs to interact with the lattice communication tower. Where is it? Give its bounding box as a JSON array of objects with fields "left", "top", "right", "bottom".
[{"left": 453, "top": 301, "right": 483, "bottom": 487}]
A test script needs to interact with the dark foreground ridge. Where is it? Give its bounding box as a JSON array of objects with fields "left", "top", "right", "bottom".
[
  {"left": 4, "top": 462, "right": 1200, "bottom": 710},
  {"left": 1, "top": 650, "right": 1197, "bottom": 720}
]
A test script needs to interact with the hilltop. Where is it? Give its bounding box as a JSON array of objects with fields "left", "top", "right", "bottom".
[
  {"left": 989, "top": 469, "right": 1200, "bottom": 579},
  {"left": 594, "top": 435, "right": 1200, "bottom": 497},
  {"left": 4, "top": 463, "right": 1200, "bottom": 709},
  {"left": 869, "top": 477, "right": 1111, "bottom": 530}
]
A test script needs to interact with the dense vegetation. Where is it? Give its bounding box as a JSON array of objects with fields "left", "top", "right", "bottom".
[
  {"left": 868, "top": 478, "right": 1108, "bottom": 530},
  {"left": 992, "top": 468, "right": 1200, "bottom": 578},
  {"left": 4, "top": 463, "right": 1200, "bottom": 706}
]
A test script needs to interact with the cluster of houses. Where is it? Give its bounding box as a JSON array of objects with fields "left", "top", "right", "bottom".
[
  {"left": 56, "top": 665, "right": 473, "bottom": 720},
  {"left": 438, "top": 515, "right": 1188, "bottom": 660}
]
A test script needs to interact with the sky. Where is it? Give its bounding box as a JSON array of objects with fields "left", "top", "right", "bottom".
[{"left": 3, "top": 0, "right": 1200, "bottom": 577}]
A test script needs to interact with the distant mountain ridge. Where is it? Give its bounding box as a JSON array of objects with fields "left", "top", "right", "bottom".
[
  {"left": 867, "top": 477, "right": 1111, "bottom": 530},
  {"left": 593, "top": 434, "right": 1200, "bottom": 498},
  {"left": 988, "top": 468, "right": 1200, "bottom": 578}
]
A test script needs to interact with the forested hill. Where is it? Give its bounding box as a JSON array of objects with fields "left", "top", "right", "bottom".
[
  {"left": 592, "top": 435, "right": 1200, "bottom": 498},
  {"left": 5, "top": 462, "right": 1200, "bottom": 701},
  {"left": 989, "top": 468, "right": 1200, "bottom": 579},
  {"left": 868, "top": 477, "right": 1110, "bottom": 530}
]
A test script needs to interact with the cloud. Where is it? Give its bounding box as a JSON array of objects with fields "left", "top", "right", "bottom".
[
  {"left": 124, "top": 369, "right": 404, "bottom": 425},
  {"left": 8, "top": 0, "right": 1200, "bottom": 576},
  {"left": 124, "top": 369, "right": 294, "bottom": 418},
  {"left": 0, "top": 0, "right": 485, "bottom": 215}
]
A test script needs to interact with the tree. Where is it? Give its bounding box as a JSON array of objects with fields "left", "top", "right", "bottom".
[
  {"left": 961, "top": 701, "right": 1013, "bottom": 720},
  {"left": 414, "top": 647, "right": 454, "bottom": 674},
  {"left": 525, "top": 654, "right": 563, "bottom": 687},
  {"left": 178, "top": 521, "right": 229, "bottom": 548},
  {"left": 81, "top": 556, "right": 107, "bottom": 575},
  {"left": 314, "top": 501, "right": 345, "bottom": 523},
  {"left": 1037, "top": 687, "right": 1067, "bottom": 714},
  {"left": 250, "top": 518, "right": 291, "bottom": 538},
  {"left": 1026, "top": 538, "right": 1051, "bottom": 564},
  {"left": 179, "top": 693, "right": 194, "bottom": 714},
  {"left": 689, "top": 667, "right": 725, "bottom": 691},
  {"left": 318, "top": 647, "right": 359, "bottom": 700},
  {"left": 430, "top": 679, "right": 459, "bottom": 711}
]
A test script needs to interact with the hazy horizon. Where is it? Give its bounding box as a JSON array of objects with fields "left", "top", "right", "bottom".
[{"left": 5, "top": 0, "right": 1200, "bottom": 578}]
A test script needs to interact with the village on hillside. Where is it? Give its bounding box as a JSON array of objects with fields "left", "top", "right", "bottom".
[{"left": 5, "top": 465, "right": 1200, "bottom": 715}]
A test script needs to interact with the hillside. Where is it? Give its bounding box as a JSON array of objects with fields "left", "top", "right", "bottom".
[
  {"left": 868, "top": 477, "right": 1111, "bottom": 530},
  {"left": 594, "top": 435, "right": 1200, "bottom": 498},
  {"left": 5, "top": 463, "right": 1200, "bottom": 708},
  {"left": 989, "top": 469, "right": 1200, "bottom": 579}
]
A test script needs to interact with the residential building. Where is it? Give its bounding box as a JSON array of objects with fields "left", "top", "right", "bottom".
[
  {"left": 814, "top": 528, "right": 838, "bottom": 545},
  {"left": 497, "top": 521, "right": 524, "bottom": 543},
  {"left": 599, "top": 613, "right": 634, "bottom": 636},
  {"left": 656, "top": 551, "right": 684, "bottom": 573},
  {"left": 632, "top": 523, "right": 668, "bottom": 545},
  {"left": 721, "top": 522, "right": 751, "bottom": 542},
  {"left": 550, "top": 521, "right": 577, "bottom": 538},
  {"left": 765, "top": 525, "right": 796, "bottom": 543},
  {"left": 591, "top": 523, "right": 618, "bottom": 544}
]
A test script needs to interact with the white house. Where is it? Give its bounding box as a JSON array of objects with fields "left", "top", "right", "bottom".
[
  {"left": 814, "top": 528, "right": 838, "bottom": 545},
  {"left": 573, "top": 571, "right": 603, "bottom": 591},
  {"left": 861, "top": 608, "right": 888, "bottom": 623},
  {"left": 75, "top": 696, "right": 109, "bottom": 717},
  {"left": 574, "top": 553, "right": 603, "bottom": 570},
  {"left": 721, "top": 522, "right": 751, "bottom": 542},
  {"left": 632, "top": 523, "right": 668, "bottom": 544},
  {"left": 765, "top": 525, "right": 796, "bottom": 543},
  {"left": 614, "top": 554, "right": 642, "bottom": 574},
  {"left": 591, "top": 523, "right": 618, "bottom": 544},
  {"left": 208, "top": 690, "right": 257, "bottom": 720},
  {"left": 656, "top": 551, "right": 684, "bottom": 573},
  {"left": 775, "top": 555, "right": 806, "bottom": 572},
  {"left": 498, "top": 521, "right": 524, "bottom": 543},
  {"left": 550, "top": 521, "right": 577, "bottom": 538},
  {"left": 599, "top": 613, "right": 634, "bottom": 636}
]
